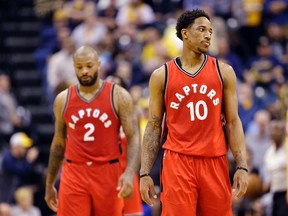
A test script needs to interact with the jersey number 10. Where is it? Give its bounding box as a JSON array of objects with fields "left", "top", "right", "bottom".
[{"left": 186, "top": 100, "right": 208, "bottom": 121}]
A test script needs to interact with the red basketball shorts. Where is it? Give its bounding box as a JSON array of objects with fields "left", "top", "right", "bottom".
[
  {"left": 160, "top": 149, "right": 232, "bottom": 216},
  {"left": 123, "top": 174, "right": 143, "bottom": 215},
  {"left": 57, "top": 159, "right": 124, "bottom": 216}
]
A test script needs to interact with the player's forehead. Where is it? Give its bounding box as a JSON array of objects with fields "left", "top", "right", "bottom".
[
  {"left": 191, "top": 17, "right": 212, "bottom": 29},
  {"left": 74, "top": 53, "right": 97, "bottom": 64}
]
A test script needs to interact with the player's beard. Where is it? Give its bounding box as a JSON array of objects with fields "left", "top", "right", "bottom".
[{"left": 78, "top": 73, "right": 98, "bottom": 86}]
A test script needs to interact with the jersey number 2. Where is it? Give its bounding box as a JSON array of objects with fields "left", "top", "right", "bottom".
[
  {"left": 84, "top": 123, "right": 95, "bottom": 141},
  {"left": 186, "top": 100, "right": 208, "bottom": 121}
]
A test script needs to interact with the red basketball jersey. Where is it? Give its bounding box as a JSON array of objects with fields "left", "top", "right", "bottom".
[
  {"left": 63, "top": 81, "right": 121, "bottom": 162},
  {"left": 163, "top": 55, "right": 228, "bottom": 157}
]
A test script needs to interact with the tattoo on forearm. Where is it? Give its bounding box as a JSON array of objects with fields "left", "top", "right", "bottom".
[
  {"left": 141, "top": 115, "right": 162, "bottom": 173},
  {"left": 46, "top": 144, "right": 65, "bottom": 186},
  {"left": 116, "top": 88, "right": 130, "bottom": 125},
  {"left": 233, "top": 150, "right": 246, "bottom": 167}
]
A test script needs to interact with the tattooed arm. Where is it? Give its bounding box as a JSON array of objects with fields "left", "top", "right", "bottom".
[
  {"left": 45, "top": 90, "right": 67, "bottom": 212},
  {"left": 140, "top": 66, "right": 165, "bottom": 206},
  {"left": 114, "top": 84, "right": 141, "bottom": 199},
  {"left": 220, "top": 61, "right": 248, "bottom": 199}
]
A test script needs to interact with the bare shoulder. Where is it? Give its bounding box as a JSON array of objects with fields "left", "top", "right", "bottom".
[
  {"left": 217, "top": 60, "right": 237, "bottom": 86},
  {"left": 54, "top": 89, "right": 68, "bottom": 116},
  {"left": 150, "top": 65, "right": 166, "bottom": 82},
  {"left": 149, "top": 65, "right": 166, "bottom": 91},
  {"left": 113, "top": 84, "right": 133, "bottom": 114}
]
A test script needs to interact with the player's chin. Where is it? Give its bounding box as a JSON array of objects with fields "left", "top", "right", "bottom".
[
  {"left": 80, "top": 80, "right": 93, "bottom": 86},
  {"left": 198, "top": 46, "right": 209, "bottom": 53}
]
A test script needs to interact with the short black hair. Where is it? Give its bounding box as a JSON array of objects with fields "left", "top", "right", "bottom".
[{"left": 176, "top": 9, "right": 210, "bottom": 40}]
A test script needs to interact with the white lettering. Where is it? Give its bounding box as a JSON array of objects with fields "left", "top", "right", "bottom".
[
  {"left": 100, "top": 113, "right": 108, "bottom": 122},
  {"left": 71, "top": 115, "right": 79, "bottom": 124},
  {"left": 172, "top": 83, "right": 220, "bottom": 107},
  {"left": 199, "top": 85, "right": 207, "bottom": 94},
  {"left": 183, "top": 86, "right": 190, "bottom": 96},
  {"left": 93, "top": 109, "right": 100, "bottom": 118},
  {"left": 86, "top": 108, "right": 92, "bottom": 117},
  {"left": 213, "top": 98, "right": 220, "bottom": 106},
  {"left": 104, "top": 120, "right": 112, "bottom": 128},
  {"left": 78, "top": 110, "right": 85, "bottom": 119},
  {"left": 175, "top": 93, "right": 185, "bottom": 102},
  {"left": 191, "top": 84, "right": 198, "bottom": 93},
  {"left": 170, "top": 102, "right": 179, "bottom": 109},
  {"left": 70, "top": 108, "right": 113, "bottom": 128},
  {"left": 207, "top": 89, "right": 216, "bottom": 99}
]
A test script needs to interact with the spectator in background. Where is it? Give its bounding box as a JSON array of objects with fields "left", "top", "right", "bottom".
[
  {"left": 63, "top": 0, "right": 96, "bottom": 29},
  {"left": 0, "top": 74, "right": 31, "bottom": 146},
  {"left": 232, "top": 0, "right": 265, "bottom": 60},
  {"left": 71, "top": 11, "right": 107, "bottom": 49},
  {"left": 263, "top": 119, "right": 287, "bottom": 216},
  {"left": 265, "top": 22, "right": 288, "bottom": 62},
  {"left": 245, "top": 109, "right": 271, "bottom": 175},
  {"left": 141, "top": 27, "right": 170, "bottom": 76},
  {"left": 11, "top": 187, "right": 41, "bottom": 216},
  {"left": 0, "top": 203, "right": 11, "bottom": 216},
  {"left": 0, "top": 132, "right": 39, "bottom": 203},
  {"left": 263, "top": 0, "right": 288, "bottom": 28},
  {"left": 34, "top": 9, "right": 71, "bottom": 100},
  {"left": 47, "top": 37, "right": 77, "bottom": 100},
  {"left": 97, "top": 0, "right": 119, "bottom": 30},
  {"left": 215, "top": 37, "right": 244, "bottom": 80},
  {"left": 113, "top": 60, "right": 133, "bottom": 87},
  {"left": 238, "top": 82, "right": 264, "bottom": 132},
  {"left": 115, "top": 0, "right": 155, "bottom": 28},
  {"left": 243, "top": 36, "right": 285, "bottom": 105}
]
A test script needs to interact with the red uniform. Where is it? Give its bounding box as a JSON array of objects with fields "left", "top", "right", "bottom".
[
  {"left": 119, "top": 130, "right": 143, "bottom": 215},
  {"left": 58, "top": 81, "right": 124, "bottom": 216},
  {"left": 161, "top": 56, "right": 232, "bottom": 216}
]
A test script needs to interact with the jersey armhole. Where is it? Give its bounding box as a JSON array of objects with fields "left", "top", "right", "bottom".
[
  {"left": 215, "top": 59, "right": 224, "bottom": 89},
  {"left": 62, "top": 87, "right": 71, "bottom": 117},
  {"left": 163, "top": 63, "right": 168, "bottom": 112},
  {"left": 216, "top": 59, "right": 227, "bottom": 133},
  {"left": 111, "top": 83, "right": 120, "bottom": 120}
]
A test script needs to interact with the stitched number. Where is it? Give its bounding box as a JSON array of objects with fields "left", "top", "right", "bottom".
[
  {"left": 84, "top": 123, "right": 95, "bottom": 141},
  {"left": 186, "top": 100, "right": 208, "bottom": 121}
]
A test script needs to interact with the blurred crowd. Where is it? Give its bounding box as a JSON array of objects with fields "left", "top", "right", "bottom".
[{"left": 0, "top": 0, "right": 288, "bottom": 215}]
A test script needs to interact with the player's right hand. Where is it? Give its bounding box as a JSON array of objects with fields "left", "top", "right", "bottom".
[
  {"left": 140, "top": 175, "right": 157, "bottom": 206},
  {"left": 45, "top": 186, "right": 58, "bottom": 212}
]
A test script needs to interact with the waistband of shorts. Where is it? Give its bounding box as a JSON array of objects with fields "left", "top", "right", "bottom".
[{"left": 64, "top": 158, "right": 119, "bottom": 166}]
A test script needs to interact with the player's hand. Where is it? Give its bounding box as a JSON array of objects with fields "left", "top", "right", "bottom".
[
  {"left": 117, "top": 170, "right": 134, "bottom": 199},
  {"left": 140, "top": 175, "right": 157, "bottom": 206},
  {"left": 45, "top": 186, "right": 58, "bottom": 212},
  {"left": 232, "top": 169, "right": 248, "bottom": 199}
]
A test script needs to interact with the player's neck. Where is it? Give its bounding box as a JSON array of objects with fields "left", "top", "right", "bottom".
[{"left": 180, "top": 51, "right": 205, "bottom": 67}]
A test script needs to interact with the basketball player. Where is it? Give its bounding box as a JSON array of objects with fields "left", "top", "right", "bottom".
[
  {"left": 140, "top": 9, "right": 248, "bottom": 216},
  {"left": 45, "top": 46, "right": 141, "bottom": 216}
]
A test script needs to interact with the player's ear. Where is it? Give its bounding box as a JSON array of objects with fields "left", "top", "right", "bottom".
[{"left": 181, "top": 28, "right": 188, "bottom": 40}]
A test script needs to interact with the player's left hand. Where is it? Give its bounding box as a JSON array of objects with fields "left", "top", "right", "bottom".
[
  {"left": 117, "top": 170, "right": 134, "bottom": 199},
  {"left": 232, "top": 169, "right": 248, "bottom": 199}
]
